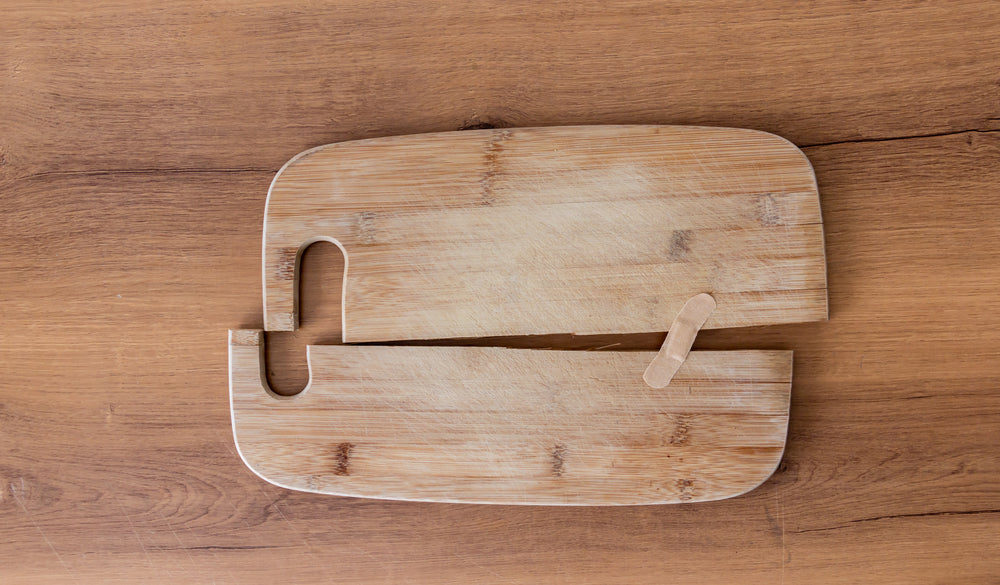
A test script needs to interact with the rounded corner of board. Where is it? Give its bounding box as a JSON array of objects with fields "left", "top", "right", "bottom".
[
  {"left": 271, "top": 142, "right": 336, "bottom": 179},
  {"left": 230, "top": 434, "right": 296, "bottom": 492},
  {"left": 732, "top": 453, "right": 789, "bottom": 502}
]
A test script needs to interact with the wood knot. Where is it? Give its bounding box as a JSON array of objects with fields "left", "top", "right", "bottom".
[
  {"left": 676, "top": 478, "right": 696, "bottom": 501},
  {"left": 670, "top": 414, "right": 692, "bottom": 446},
  {"left": 459, "top": 120, "right": 498, "bottom": 130},
  {"left": 334, "top": 442, "right": 354, "bottom": 476},
  {"left": 275, "top": 247, "right": 298, "bottom": 281},
  {"left": 480, "top": 130, "right": 511, "bottom": 206},
  {"left": 357, "top": 211, "right": 377, "bottom": 244},
  {"left": 551, "top": 443, "right": 567, "bottom": 477},
  {"left": 668, "top": 230, "right": 692, "bottom": 261},
  {"left": 459, "top": 116, "right": 509, "bottom": 131},
  {"left": 757, "top": 192, "right": 782, "bottom": 226}
]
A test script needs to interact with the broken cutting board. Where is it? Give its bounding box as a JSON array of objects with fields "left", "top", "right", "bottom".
[
  {"left": 231, "top": 125, "right": 827, "bottom": 505},
  {"left": 262, "top": 125, "right": 826, "bottom": 341}
]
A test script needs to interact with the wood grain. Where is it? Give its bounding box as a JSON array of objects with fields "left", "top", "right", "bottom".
[
  {"left": 263, "top": 125, "right": 826, "bottom": 340},
  {"left": 232, "top": 330, "right": 791, "bottom": 505},
  {"left": 251, "top": 125, "right": 818, "bottom": 504},
  {"left": 2, "top": 1, "right": 999, "bottom": 583}
]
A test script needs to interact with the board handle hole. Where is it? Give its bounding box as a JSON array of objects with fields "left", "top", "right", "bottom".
[{"left": 265, "top": 240, "right": 345, "bottom": 396}]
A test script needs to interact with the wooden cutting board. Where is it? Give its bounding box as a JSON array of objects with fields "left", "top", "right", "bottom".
[
  {"left": 230, "top": 331, "right": 792, "bottom": 505},
  {"left": 262, "top": 125, "right": 826, "bottom": 342},
  {"left": 232, "top": 125, "right": 827, "bottom": 505}
]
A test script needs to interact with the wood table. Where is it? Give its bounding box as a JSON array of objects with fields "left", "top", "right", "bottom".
[{"left": 3, "top": 2, "right": 998, "bottom": 582}]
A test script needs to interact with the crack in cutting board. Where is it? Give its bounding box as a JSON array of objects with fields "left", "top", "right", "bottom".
[{"left": 231, "top": 125, "right": 826, "bottom": 505}]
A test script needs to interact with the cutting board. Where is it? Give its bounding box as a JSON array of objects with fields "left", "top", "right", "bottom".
[
  {"left": 232, "top": 125, "right": 827, "bottom": 505},
  {"left": 262, "top": 125, "right": 826, "bottom": 341},
  {"left": 231, "top": 332, "right": 792, "bottom": 505}
]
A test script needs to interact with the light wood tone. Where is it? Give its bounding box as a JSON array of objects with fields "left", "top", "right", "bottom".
[
  {"left": 5, "top": 130, "right": 1000, "bottom": 585},
  {"left": 254, "top": 127, "right": 814, "bottom": 503},
  {"left": 4, "top": 1, "right": 1000, "bottom": 583},
  {"left": 230, "top": 330, "right": 791, "bottom": 505},
  {"left": 262, "top": 125, "right": 827, "bottom": 341},
  {"left": 644, "top": 293, "right": 716, "bottom": 388}
]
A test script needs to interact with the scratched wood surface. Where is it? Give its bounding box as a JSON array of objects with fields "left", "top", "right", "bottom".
[
  {"left": 232, "top": 331, "right": 793, "bottom": 505},
  {"left": 262, "top": 125, "right": 826, "bottom": 340},
  {"left": 2, "top": 1, "right": 1000, "bottom": 583}
]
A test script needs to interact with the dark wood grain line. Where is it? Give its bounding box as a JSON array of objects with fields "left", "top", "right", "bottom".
[
  {"left": 801, "top": 128, "right": 1000, "bottom": 149},
  {"left": 793, "top": 509, "right": 1000, "bottom": 534}
]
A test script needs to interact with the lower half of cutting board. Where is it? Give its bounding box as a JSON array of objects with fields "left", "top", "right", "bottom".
[{"left": 229, "top": 330, "right": 791, "bottom": 505}]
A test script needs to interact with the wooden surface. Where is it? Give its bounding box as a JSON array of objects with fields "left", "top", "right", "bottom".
[
  {"left": 232, "top": 330, "right": 792, "bottom": 505},
  {"left": 263, "top": 125, "right": 826, "bottom": 340},
  {"left": 251, "top": 126, "right": 815, "bottom": 504},
  {"left": 2, "top": 1, "right": 1000, "bottom": 583}
]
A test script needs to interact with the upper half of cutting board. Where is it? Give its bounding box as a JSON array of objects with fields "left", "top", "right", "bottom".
[{"left": 263, "top": 125, "right": 826, "bottom": 342}]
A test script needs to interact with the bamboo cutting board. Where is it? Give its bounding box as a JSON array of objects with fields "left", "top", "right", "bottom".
[
  {"left": 230, "top": 331, "right": 793, "bottom": 505},
  {"left": 262, "top": 125, "right": 826, "bottom": 341},
  {"left": 233, "top": 125, "right": 827, "bottom": 505}
]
